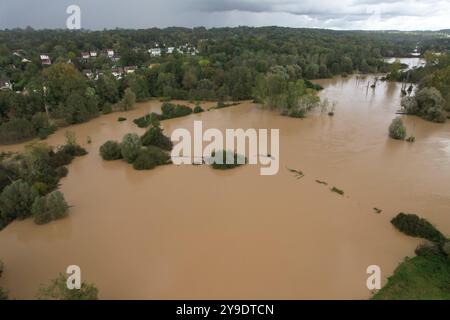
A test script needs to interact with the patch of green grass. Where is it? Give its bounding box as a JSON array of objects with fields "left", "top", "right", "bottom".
[
  {"left": 331, "top": 186, "right": 344, "bottom": 195},
  {"left": 372, "top": 254, "right": 450, "bottom": 300}
]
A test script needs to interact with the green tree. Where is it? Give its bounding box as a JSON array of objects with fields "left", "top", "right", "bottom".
[
  {"left": 119, "top": 88, "right": 136, "bottom": 111},
  {"left": 32, "top": 191, "right": 69, "bottom": 225},
  {"left": 120, "top": 133, "right": 141, "bottom": 163},
  {"left": 37, "top": 273, "right": 98, "bottom": 300},
  {"left": 389, "top": 117, "right": 407, "bottom": 140},
  {"left": 0, "top": 180, "right": 37, "bottom": 221},
  {"left": 141, "top": 125, "right": 173, "bottom": 150},
  {"left": 99, "top": 141, "right": 122, "bottom": 160}
]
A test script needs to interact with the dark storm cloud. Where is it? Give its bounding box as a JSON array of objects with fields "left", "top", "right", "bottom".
[{"left": 0, "top": 0, "right": 449, "bottom": 30}]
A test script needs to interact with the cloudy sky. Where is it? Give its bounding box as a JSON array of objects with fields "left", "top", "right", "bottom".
[{"left": 1, "top": 0, "right": 449, "bottom": 31}]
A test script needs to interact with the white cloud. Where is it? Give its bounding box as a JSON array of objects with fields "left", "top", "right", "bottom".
[{"left": 0, "top": 0, "right": 449, "bottom": 30}]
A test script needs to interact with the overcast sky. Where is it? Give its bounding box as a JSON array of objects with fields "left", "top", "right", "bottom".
[{"left": 1, "top": 0, "right": 449, "bottom": 31}]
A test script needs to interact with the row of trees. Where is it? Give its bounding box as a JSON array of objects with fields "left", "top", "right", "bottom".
[
  {"left": 0, "top": 132, "right": 86, "bottom": 230},
  {"left": 2, "top": 27, "right": 442, "bottom": 144}
]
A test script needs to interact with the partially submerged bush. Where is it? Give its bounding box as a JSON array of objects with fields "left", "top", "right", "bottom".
[
  {"left": 208, "top": 150, "right": 246, "bottom": 170},
  {"left": 132, "top": 146, "right": 170, "bottom": 170},
  {"left": 99, "top": 141, "right": 122, "bottom": 160},
  {"left": 391, "top": 213, "right": 446, "bottom": 244},
  {"left": 0, "top": 180, "right": 37, "bottom": 221},
  {"left": 389, "top": 117, "right": 407, "bottom": 140},
  {"left": 120, "top": 133, "right": 142, "bottom": 163},
  {"left": 193, "top": 105, "right": 204, "bottom": 113},
  {"left": 32, "top": 191, "right": 69, "bottom": 225},
  {"left": 331, "top": 187, "right": 344, "bottom": 195},
  {"left": 160, "top": 102, "right": 192, "bottom": 120},
  {"left": 141, "top": 125, "right": 173, "bottom": 151}
]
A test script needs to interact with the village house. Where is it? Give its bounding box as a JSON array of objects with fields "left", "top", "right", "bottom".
[
  {"left": 40, "top": 54, "right": 51, "bottom": 65},
  {"left": 167, "top": 47, "right": 175, "bottom": 54},
  {"left": 149, "top": 48, "right": 161, "bottom": 57},
  {"left": 21, "top": 58, "right": 31, "bottom": 63},
  {"left": 82, "top": 69, "right": 94, "bottom": 79},
  {"left": 0, "top": 78, "right": 12, "bottom": 91},
  {"left": 111, "top": 67, "right": 124, "bottom": 79},
  {"left": 107, "top": 49, "right": 115, "bottom": 58},
  {"left": 90, "top": 51, "right": 98, "bottom": 58},
  {"left": 124, "top": 66, "right": 137, "bottom": 74},
  {"left": 81, "top": 52, "right": 90, "bottom": 59}
]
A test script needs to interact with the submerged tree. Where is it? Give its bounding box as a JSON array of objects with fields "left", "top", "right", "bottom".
[{"left": 389, "top": 117, "right": 407, "bottom": 140}]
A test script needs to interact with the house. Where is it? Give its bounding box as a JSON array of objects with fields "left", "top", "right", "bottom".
[
  {"left": 90, "top": 51, "right": 97, "bottom": 58},
  {"left": 167, "top": 47, "right": 175, "bottom": 54},
  {"left": 40, "top": 54, "right": 51, "bottom": 65},
  {"left": 149, "top": 48, "right": 161, "bottom": 57},
  {"left": 111, "top": 67, "right": 124, "bottom": 79},
  {"left": 124, "top": 66, "right": 137, "bottom": 74},
  {"left": 107, "top": 49, "right": 115, "bottom": 58},
  {"left": 82, "top": 69, "right": 94, "bottom": 79},
  {"left": 21, "top": 58, "right": 31, "bottom": 63},
  {"left": 0, "top": 78, "right": 12, "bottom": 91},
  {"left": 148, "top": 63, "right": 160, "bottom": 69},
  {"left": 81, "top": 52, "right": 90, "bottom": 59}
]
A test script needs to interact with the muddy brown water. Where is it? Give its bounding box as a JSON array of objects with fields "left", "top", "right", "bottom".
[{"left": 0, "top": 75, "right": 449, "bottom": 299}]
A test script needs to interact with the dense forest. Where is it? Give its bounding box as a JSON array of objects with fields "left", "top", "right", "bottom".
[{"left": 0, "top": 27, "right": 449, "bottom": 144}]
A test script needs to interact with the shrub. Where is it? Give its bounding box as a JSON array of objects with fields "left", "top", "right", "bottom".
[
  {"left": 331, "top": 187, "right": 344, "bottom": 195},
  {"left": 415, "top": 87, "right": 447, "bottom": 123},
  {"left": 133, "top": 113, "right": 160, "bottom": 128},
  {"left": 389, "top": 117, "right": 407, "bottom": 140},
  {"left": 99, "top": 141, "right": 122, "bottom": 160},
  {"left": 141, "top": 125, "right": 173, "bottom": 151},
  {"left": 37, "top": 273, "right": 98, "bottom": 300},
  {"left": 401, "top": 96, "right": 419, "bottom": 114},
  {"left": 120, "top": 133, "right": 142, "bottom": 163},
  {"left": 209, "top": 150, "right": 246, "bottom": 170},
  {"left": 415, "top": 243, "right": 442, "bottom": 257},
  {"left": 193, "top": 105, "right": 204, "bottom": 113},
  {"left": 132, "top": 146, "right": 170, "bottom": 170},
  {"left": 160, "top": 103, "right": 192, "bottom": 120},
  {"left": 117, "top": 117, "right": 127, "bottom": 122},
  {"left": 391, "top": 213, "right": 446, "bottom": 244},
  {"left": 0, "top": 180, "right": 37, "bottom": 221},
  {"left": 0, "top": 118, "right": 35, "bottom": 144},
  {"left": 32, "top": 191, "right": 69, "bottom": 225}
]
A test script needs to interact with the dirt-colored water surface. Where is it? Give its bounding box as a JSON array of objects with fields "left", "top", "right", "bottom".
[{"left": 0, "top": 74, "right": 449, "bottom": 299}]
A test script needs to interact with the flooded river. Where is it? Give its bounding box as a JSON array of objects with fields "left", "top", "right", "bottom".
[{"left": 0, "top": 74, "right": 449, "bottom": 299}]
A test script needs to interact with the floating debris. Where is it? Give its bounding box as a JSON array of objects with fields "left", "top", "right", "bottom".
[
  {"left": 287, "top": 167, "right": 304, "bottom": 179},
  {"left": 331, "top": 187, "right": 344, "bottom": 195}
]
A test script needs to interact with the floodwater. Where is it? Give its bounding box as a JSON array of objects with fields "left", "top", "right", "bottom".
[{"left": 1, "top": 74, "right": 449, "bottom": 300}]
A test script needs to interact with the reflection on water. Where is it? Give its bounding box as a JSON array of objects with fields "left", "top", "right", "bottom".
[{"left": 0, "top": 76, "right": 449, "bottom": 299}]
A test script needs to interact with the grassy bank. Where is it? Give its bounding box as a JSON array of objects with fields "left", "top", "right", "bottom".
[
  {"left": 372, "top": 254, "right": 450, "bottom": 300},
  {"left": 373, "top": 213, "right": 450, "bottom": 300}
]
